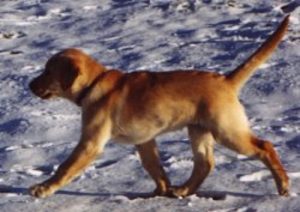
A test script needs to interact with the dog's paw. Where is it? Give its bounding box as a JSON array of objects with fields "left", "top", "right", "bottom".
[
  {"left": 29, "top": 183, "right": 55, "bottom": 198},
  {"left": 153, "top": 186, "right": 172, "bottom": 196},
  {"left": 279, "top": 187, "right": 290, "bottom": 197},
  {"left": 167, "top": 186, "right": 191, "bottom": 198},
  {"left": 278, "top": 177, "right": 290, "bottom": 197}
]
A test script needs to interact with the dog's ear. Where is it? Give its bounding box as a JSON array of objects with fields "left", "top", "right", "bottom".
[{"left": 60, "top": 64, "right": 79, "bottom": 91}]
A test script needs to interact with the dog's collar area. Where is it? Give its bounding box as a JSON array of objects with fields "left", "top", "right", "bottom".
[{"left": 75, "top": 74, "right": 104, "bottom": 106}]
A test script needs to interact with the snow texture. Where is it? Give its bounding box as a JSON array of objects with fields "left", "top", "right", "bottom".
[{"left": 0, "top": 0, "right": 299, "bottom": 211}]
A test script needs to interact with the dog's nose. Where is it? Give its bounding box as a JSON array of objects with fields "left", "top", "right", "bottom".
[
  {"left": 29, "top": 80, "right": 36, "bottom": 92},
  {"left": 29, "top": 78, "right": 41, "bottom": 95}
]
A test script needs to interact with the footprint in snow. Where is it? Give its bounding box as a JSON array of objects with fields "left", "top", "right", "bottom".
[
  {"left": 0, "top": 31, "right": 26, "bottom": 39},
  {"left": 26, "top": 7, "right": 72, "bottom": 22},
  {"left": 286, "top": 135, "right": 300, "bottom": 151},
  {"left": 0, "top": 118, "right": 30, "bottom": 136},
  {"left": 0, "top": 185, "right": 27, "bottom": 197},
  {"left": 0, "top": 141, "right": 54, "bottom": 154},
  {"left": 280, "top": 1, "right": 300, "bottom": 13}
]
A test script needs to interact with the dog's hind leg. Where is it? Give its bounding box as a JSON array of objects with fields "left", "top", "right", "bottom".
[
  {"left": 136, "top": 139, "right": 171, "bottom": 196},
  {"left": 170, "top": 126, "right": 215, "bottom": 198},
  {"left": 213, "top": 102, "right": 289, "bottom": 196},
  {"left": 250, "top": 137, "right": 289, "bottom": 196},
  {"left": 220, "top": 133, "right": 289, "bottom": 196}
]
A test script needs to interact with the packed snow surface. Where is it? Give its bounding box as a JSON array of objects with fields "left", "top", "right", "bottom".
[{"left": 0, "top": 0, "right": 299, "bottom": 211}]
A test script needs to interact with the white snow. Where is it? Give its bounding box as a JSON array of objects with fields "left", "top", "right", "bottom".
[
  {"left": 238, "top": 170, "right": 271, "bottom": 182},
  {"left": 0, "top": 0, "right": 299, "bottom": 211}
]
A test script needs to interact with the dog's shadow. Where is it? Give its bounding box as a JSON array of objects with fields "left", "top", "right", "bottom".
[{"left": 0, "top": 184, "right": 273, "bottom": 201}]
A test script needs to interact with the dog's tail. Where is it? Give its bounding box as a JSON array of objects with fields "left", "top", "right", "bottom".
[{"left": 226, "top": 15, "right": 289, "bottom": 92}]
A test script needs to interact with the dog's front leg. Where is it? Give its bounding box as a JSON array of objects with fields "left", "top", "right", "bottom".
[
  {"left": 136, "top": 139, "right": 171, "bottom": 196},
  {"left": 30, "top": 120, "right": 111, "bottom": 198}
]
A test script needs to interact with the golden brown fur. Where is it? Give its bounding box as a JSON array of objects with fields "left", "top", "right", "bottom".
[{"left": 29, "top": 16, "right": 290, "bottom": 198}]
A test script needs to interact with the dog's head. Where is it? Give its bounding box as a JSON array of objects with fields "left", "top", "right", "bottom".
[{"left": 29, "top": 48, "right": 105, "bottom": 104}]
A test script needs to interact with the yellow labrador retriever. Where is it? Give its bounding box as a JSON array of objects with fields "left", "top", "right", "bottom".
[{"left": 29, "top": 16, "right": 290, "bottom": 198}]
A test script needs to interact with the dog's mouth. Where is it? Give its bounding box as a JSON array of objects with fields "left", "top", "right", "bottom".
[
  {"left": 40, "top": 91, "right": 54, "bottom": 99},
  {"left": 31, "top": 88, "right": 57, "bottom": 99},
  {"left": 29, "top": 81, "right": 58, "bottom": 99}
]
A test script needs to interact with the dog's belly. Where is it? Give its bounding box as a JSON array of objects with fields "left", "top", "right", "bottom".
[
  {"left": 113, "top": 134, "right": 151, "bottom": 145},
  {"left": 112, "top": 117, "right": 192, "bottom": 145},
  {"left": 112, "top": 125, "right": 165, "bottom": 145}
]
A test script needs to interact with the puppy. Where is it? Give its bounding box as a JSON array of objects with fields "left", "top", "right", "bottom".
[{"left": 29, "top": 16, "right": 290, "bottom": 198}]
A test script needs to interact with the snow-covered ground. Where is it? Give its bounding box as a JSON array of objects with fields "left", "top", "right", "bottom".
[{"left": 0, "top": 0, "right": 299, "bottom": 211}]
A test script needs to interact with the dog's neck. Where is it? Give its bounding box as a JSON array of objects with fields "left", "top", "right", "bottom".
[
  {"left": 75, "top": 74, "right": 104, "bottom": 106},
  {"left": 75, "top": 69, "right": 124, "bottom": 106}
]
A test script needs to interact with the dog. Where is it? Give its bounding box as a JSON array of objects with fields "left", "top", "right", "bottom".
[{"left": 29, "top": 16, "right": 290, "bottom": 198}]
